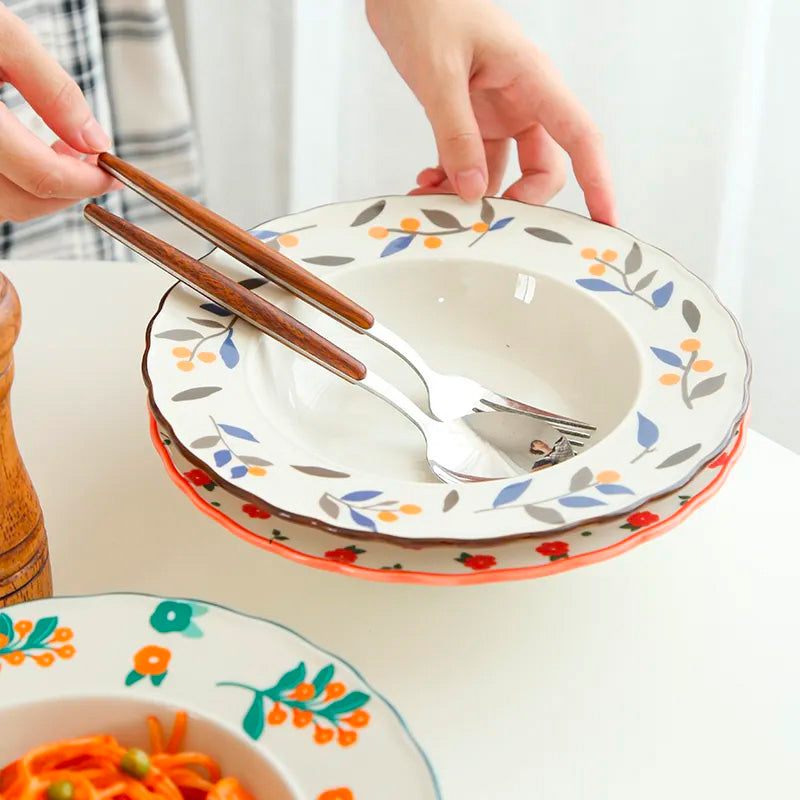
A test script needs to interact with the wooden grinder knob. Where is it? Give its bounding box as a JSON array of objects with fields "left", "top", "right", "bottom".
[{"left": 0, "top": 273, "right": 52, "bottom": 607}]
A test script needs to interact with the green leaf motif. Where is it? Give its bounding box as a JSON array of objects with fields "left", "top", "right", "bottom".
[
  {"left": 125, "top": 670, "right": 144, "bottom": 686},
  {"left": 243, "top": 694, "right": 265, "bottom": 740},
  {"left": 27, "top": 616, "right": 58, "bottom": 648},
  {"left": 312, "top": 664, "right": 335, "bottom": 698},
  {"left": 322, "top": 690, "right": 370, "bottom": 718},
  {"left": 183, "top": 621, "right": 204, "bottom": 639},
  {"left": 0, "top": 613, "right": 13, "bottom": 643},
  {"left": 151, "top": 672, "right": 168, "bottom": 687},
  {"left": 274, "top": 662, "right": 306, "bottom": 694}
]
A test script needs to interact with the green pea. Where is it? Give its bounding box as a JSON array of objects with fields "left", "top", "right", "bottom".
[
  {"left": 120, "top": 747, "right": 151, "bottom": 779},
  {"left": 46, "top": 781, "right": 75, "bottom": 800}
]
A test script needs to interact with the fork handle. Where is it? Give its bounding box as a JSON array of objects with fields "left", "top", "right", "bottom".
[
  {"left": 97, "top": 152, "right": 375, "bottom": 332},
  {"left": 83, "top": 204, "right": 367, "bottom": 382}
]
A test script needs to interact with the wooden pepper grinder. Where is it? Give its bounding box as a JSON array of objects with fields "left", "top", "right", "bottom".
[{"left": 0, "top": 272, "right": 52, "bottom": 606}]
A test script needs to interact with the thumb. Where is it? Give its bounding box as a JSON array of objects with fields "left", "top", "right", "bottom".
[{"left": 423, "top": 81, "right": 487, "bottom": 202}]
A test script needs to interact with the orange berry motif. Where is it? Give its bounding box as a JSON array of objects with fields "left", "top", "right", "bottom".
[
  {"left": 368, "top": 226, "right": 389, "bottom": 239},
  {"left": 601, "top": 249, "right": 618, "bottom": 261},
  {"left": 424, "top": 236, "right": 442, "bottom": 248},
  {"left": 680, "top": 338, "right": 701, "bottom": 352},
  {"left": 247, "top": 466, "right": 267, "bottom": 476},
  {"left": 0, "top": 617, "right": 75, "bottom": 673},
  {"left": 14, "top": 621, "right": 32, "bottom": 636},
  {"left": 2, "top": 652, "right": 25, "bottom": 666},
  {"left": 197, "top": 351, "right": 216, "bottom": 363},
  {"left": 660, "top": 373, "right": 681, "bottom": 385},
  {"left": 290, "top": 682, "right": 315, "bottom": 701},
  {"left": 400, "top": 217, "right": 420, "bottom": 231},
  {"left": 268, "top": 703, "right": 288, "bottom": 726},
  {"left": 317, "top": 790, "right": 354, "bottom": 800},
  {"left": 278, "top": 233, "right": 299, "bottom": 247},
  {"left": 337, "top": 729, "right": 357, "bottom": 747},
  {"left": 172, "top": 346, "right": 191, "bottom": 358},
  {"left": 54, "top": 645, "right": 75, "bottom": 660},
  {"left": 33, "top": 653, "right": 54, "bottom": 667},
  {"left": 399, "top": 504, "right": 422, "bottom": 515},
  {"left": 314, "top": 725, "right": 334, "bottom": 745},
  {"left": 693, "top": 359, "right": 713, "bottom": 372},
  {"left": 346, "top": 710, "right": 370, "bottom": 728},
  {"left": 472, "top": 222, "right": 489, "bottom": 233},
  {"left": 595, "top": 470, "right": 621, "bottom": 484},
  {"left": 325, "top": 682, "right": 346, "bottom": 700},
  {"left": 589, "top": 264, "right": 606, "bottom": 276},
  {"left": 377, "top": 511, "right": 398, "bottom": 522},
  {"left": 51, "top": 628, "right": 73, "bottom": 643},
  {"left": 176, "top": 360, "right": 194, "bottom": 372},
  {"left": 292, "top": 708, "right": 313, "bottom": 728},
  {"left": 580, "top": 247, "right": 598, "bottom": 259}
]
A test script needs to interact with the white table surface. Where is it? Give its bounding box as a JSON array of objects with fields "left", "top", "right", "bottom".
[{"left": 4, "top": 260, "right": 800, "bottom": 800}]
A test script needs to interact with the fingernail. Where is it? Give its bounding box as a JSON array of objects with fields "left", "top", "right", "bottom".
[
  {"left": 454, "top": 168, "right": 486, "bottom": 202},
  {"left": 81, "top": 118, "right": 112, "bottom": 152}
]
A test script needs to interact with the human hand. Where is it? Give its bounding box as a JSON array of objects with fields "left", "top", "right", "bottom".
[
  {"left": 366, "top": 0, "right": 616, "bottom": 225},
  {"left": 0, "top": 4, "right": 118, "bottom": 224}
]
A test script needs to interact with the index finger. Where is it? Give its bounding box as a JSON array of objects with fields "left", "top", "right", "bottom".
[
  {"left": 527, "top": 54, "right": 617, "bottom": 226},
  {"left": 0, "top": 5, "right": 110, "bottom": 153}
]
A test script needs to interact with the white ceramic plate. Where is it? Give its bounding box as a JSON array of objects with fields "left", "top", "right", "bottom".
[
  {"left": 152, "top": 408, "right": 745, "bottom": 585},
  {"left": 144, "top": 197, "right": 750, "bottom": 543},
  {"left": 0, "top": 593, "right": 439, "bottom": 799}
]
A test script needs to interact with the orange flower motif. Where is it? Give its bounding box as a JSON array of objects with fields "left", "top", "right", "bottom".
[
  {"left": 51, "top": 627, "right": 73, "bottom": 643},
  {"left": 267, "top": 702, "right": 287, "bottom": 726},
  {"left": 133, "top": 645, "right": 171, "bottom": 676},
  {"left": 318, "top": 790, "right": 354, "bottom": 800},
  {"left": 337, "top": 729, "right": 357, "bottom": 747},
  {"left": 325, "top": 682, "right": 346, "bottom": 700},
  {"left": 33, "top": 653, "right": 55, "bottom": 667},
  {"left": 14, "top": 620, "right": 32, "bottom": 636},
  {"left": 345, "top": 710, "right": 370, "bottom": 728},
  {"left": 314, "top": 725, "right": 334, "bottom": 745},
  {"left": 290, "top": 682, "right": 315, "bottom": 701}
]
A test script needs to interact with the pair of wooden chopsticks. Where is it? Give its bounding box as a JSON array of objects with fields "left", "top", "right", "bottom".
[{"left": 85, "top": 153, "right": 366, "bottom": 382}]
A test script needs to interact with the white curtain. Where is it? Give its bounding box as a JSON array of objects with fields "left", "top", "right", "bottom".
[{"left": 176, "top": 0, "right": 799, "bottom": 452}]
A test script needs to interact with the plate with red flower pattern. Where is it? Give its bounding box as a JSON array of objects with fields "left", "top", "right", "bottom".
[
  {"left": 150, "top": 409, "right": 747, "bottom": 585},
  {"left": 144, "top": 196, "right": 750, "bottom": 543},
  {"left": 0, "top": 593, "right": 439, "bottom": 799}
]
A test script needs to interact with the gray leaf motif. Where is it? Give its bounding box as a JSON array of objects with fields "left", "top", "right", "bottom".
[
  {"left": 656, "top": 443, "right": 702, "bottom": 469},
  {"left": 689, "top": 373, "right": 726, "bottom": 402},
  {"left": 187, "top": 317, "right": 225, "bottom": 329},
  {"left": 634, "top": 270, "right": 657, "bottom": 292},
  {"left": 190, "top": 435, "right": 220, "bottom": 448},
  {"left": 682, "top": 299, "right": 701, "bottom": 333},
  {"left": 292, "top": 465, "right": 351, "bottom": 478},
  {"left": 443, "top": 489, "right": 459, "bottom": 512},
  {"left": 240, "top": 456, "right": 272, "bottom": 467},
  {"left": 350, "top": 200, "right": 386, "bottom": 227},
  {"left": 422, "top": 208, "right": 463, "bottom": 229},
  {"left": 625, "top": 242, "right": 642, "bottom": 274},
  {"left": 171, "top": 386, "right": 222, "bottom": 402},
  {"left": 319, "top": 494, "right": 340, "bottom": 519},
  {"left": 524, "top": 505, "right": 566, "bottom": 524},
  {"left": 302, "top": 256, "right": 355, "bottom": 266},
  {"left": 570, "top": 466, "right": 593, "bottom": 492},
  {"left": 480, "top": 198, "right": 495, "bottom": 225},
  {"left": 155, "top": 329, "right": 202, "bottom": 341},
  {"left": 524, "top": 227, "right": 572, "bottom": 244}
]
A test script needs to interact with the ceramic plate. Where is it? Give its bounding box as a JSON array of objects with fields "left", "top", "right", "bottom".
[
  {"left": 144, "top": 197, "right": 750, "bottom": 543},
  {"left": 151, "top": 411, "right": 746, "bottom": 585},
  {"left": 0, "top": 593, "right": 439, "bottom": 799}
]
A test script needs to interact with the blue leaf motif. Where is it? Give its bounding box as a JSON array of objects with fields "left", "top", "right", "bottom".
[
  {"left": 492, "top": 479, "right": 532, "bottom": 508},
  {"left": 231, "top": 465, "right": 248, "bottom": 479},
  {"left": 489, "top": 217, "right": 513, "bottom": 231},
  {"left": 636, "top": 412, "right": 659, "bottom": 448},
  {"left": 349, "top": 508, "right": 377, "bottom": 531},
  {"left": 251, "top": 229, "right": 278, "bottom": 240},
  {"left": 559, "top": 495, "right": 607, "bottom": 508},
  {"left": 576, "top": 279, "right": 627, "bottom": 293},
  {"left": 218, "top": 424, "right": 258, "bottom": 442},
  {"left": 596, "top": 484, "right": 634, "bottom": 495},
  {"left": 342, "top": 490, "right": 383, "bottom": 502},
  {"left": 213, "top": 449, "right": 232, "bottom": 467},
  {"left": 381, "top": 235, "right": 414, "bottom": 257},
  {"left": 650, "top": 347, "right": 683, "bottom": 367},
  {"left": 651, "top": 281, "right": 674, "bottom": 308},
  {"left": 220, "top": 329, "right": 239, "bottom": 368},
  {"left": 199, "top": 302, "right": 232, "bottom": 317}
]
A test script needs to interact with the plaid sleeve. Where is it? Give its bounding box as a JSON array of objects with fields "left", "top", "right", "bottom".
[{"left": 0, "top": 0, "right": 202, "bottom": 260}]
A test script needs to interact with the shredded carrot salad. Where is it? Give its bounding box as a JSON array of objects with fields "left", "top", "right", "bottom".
[{"left": 0, "top": 712, "right": 254, "bottom": 800}]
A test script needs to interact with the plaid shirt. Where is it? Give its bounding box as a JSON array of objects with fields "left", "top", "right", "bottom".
[{"left": 1, "top": 0, "right": 202, "bottom": 260}]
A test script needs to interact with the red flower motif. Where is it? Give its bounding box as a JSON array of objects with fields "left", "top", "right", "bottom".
[
  {"left": 325, "top": 547, "right": 359, "bottom": 564},
  {"left": 184, "top": 468, "right": 212, "bottom": 486},
  {"left": 627, "top": 510, "right": 659, "bottom": 528},
  {"left": 536, "top": 541, "right": 569, "bottom": 557},
  {"left": 461, "top": 554, "right": 496, "bottom": 570},
  {"left": 708, "top": 452, "right": 730, "bottom": 469},
  {"left": 242, "top": 503, "right": 270, "bottom": 519}
]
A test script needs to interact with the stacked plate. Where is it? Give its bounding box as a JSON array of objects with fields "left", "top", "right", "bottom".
[{"left": 144, "top": 196, "right": 751, "bottom": 584}]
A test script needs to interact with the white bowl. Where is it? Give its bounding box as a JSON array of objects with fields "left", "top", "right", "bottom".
[{"left": 145, "top": 196, "right": 750, "bottom": 543}]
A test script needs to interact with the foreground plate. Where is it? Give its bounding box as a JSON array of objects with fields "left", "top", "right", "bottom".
[
  {"left": 0, "top": 594, "right": 439, "bottom": 799},
  {"left": 152, "top": 412, "right": 746, "bottom": 585},
  {"left": 145, "top": 196, "right": 750, "bottom": 542}
]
